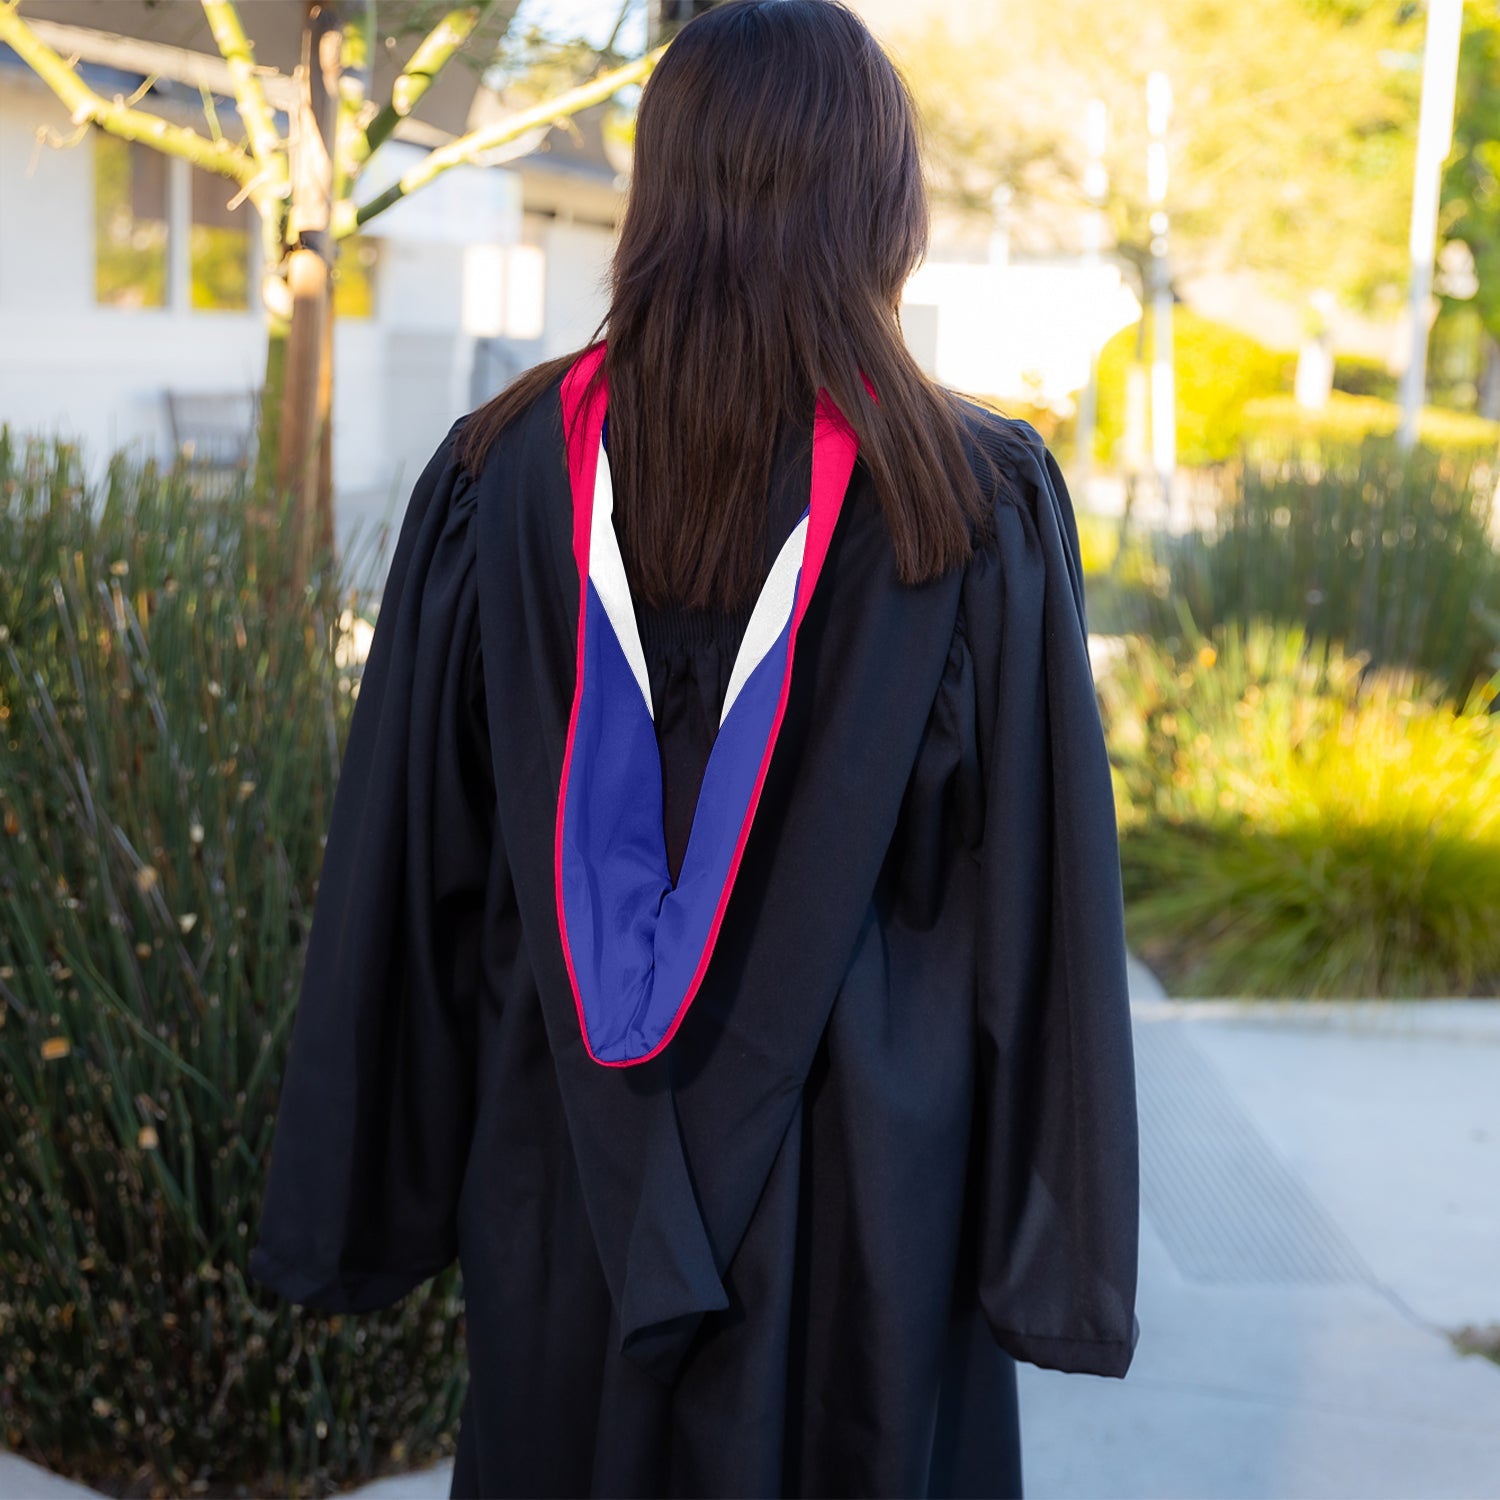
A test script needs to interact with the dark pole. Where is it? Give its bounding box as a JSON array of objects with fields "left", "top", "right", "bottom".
[{"left": 656, "top": 1, "right": 717, "bottom": 45}]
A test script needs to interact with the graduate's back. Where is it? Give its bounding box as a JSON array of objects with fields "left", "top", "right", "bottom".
[{"left": 249, "top": 5, "right": 1141, "bottom": 1496}]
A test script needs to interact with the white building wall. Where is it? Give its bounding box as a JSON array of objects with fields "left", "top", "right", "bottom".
[
  {"left": 378, "top": 238, "right": 471, "bottom": 493},
  {"left": 534, "top": 215, "right": 616, "bottom": 357},
  {"left": 0, "top": 77, "right": 94, "bottom": 312},
  {"left": 0, "top": 79, "right": 267, "bottom": 468},
  {"left": 1, "top": 64, "right": 1146, "bottom": 537},
  {"left": 900, "top": 259, "right": 1142, "bottom": 413},
  {"left": 0, "top": 71, "right": 520, "bottom": 540}
]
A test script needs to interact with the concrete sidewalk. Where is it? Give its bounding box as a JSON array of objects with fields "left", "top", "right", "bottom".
[
  {"left": 6, "top": 965, "right": 1499, "bottom": 1499},
  {"left": 1017, "top": 962, "right": 1500, "bottom": 1499}
]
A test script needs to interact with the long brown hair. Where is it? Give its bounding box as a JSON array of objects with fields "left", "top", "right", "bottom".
[{"left": 454, "top": 0, "right": 1013, "bottom": 612}]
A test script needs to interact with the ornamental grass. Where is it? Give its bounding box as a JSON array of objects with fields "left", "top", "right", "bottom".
[
  {"left": 1159, "top": 433, "right": 1500, "bottom": 698},
  {"left": 0, "top": 430, "right": 465, "bottom": 1497},
  {"left": 1101, "top": 618, "right": 1500, "bottom": 999}
]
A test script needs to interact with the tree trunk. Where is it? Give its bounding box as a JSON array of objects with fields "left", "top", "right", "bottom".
[
  {"left": 277, "top": 247, "right": 331, "bottom": 597},
  {"left": 315, "top": 265, "right": 336, "bottom": 618},
  {"left": 275, "top": 1, "right": 340, "bottom": 604}
]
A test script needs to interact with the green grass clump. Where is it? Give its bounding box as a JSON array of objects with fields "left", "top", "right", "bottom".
[
  {"left": 1100, "top": 619, "right": 1500, "bottom": 998},
  {"left": 1161, "top": 432, "right": 1500, "bottom": 697},
  {"left": 0, "top": 430, "right": 466, "bottom": 1496},
  {"left": 1453, "top": 1323, "right": 1500, "bottom": 1366}
]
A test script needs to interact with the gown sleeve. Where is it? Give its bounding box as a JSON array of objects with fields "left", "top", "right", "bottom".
[
  {"left": 247, "top": 415, "right": 495, "bottom": 1313},
  {"left": 962, "top": 417, "right": 1141, "bottom": 1378}
]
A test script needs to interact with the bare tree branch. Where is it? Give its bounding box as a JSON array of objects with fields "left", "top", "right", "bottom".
[
  {"left": 603, "top": 0, "right": 633, "bottom": 56},
  {"left": 332, "top": 0, "right": 375, "bottom": 207},
  {"left": 0, "top": 0, "right": 255, "bottom": 184},
  {"left": 352, "top": 2, "right": 496, "bottom": 174},
  {"left": 346, "top": 41, "right": 664, "bottom": 233},
  {"left": 198, "top": 0, "right": 288, "bottom": 198}
]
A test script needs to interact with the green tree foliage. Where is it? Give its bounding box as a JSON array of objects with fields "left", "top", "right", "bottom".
[
  {"left": 1440, "top": 1, "right": 1500, "bottom": 346},
  {"left": 0, "top": 0, "right": 660, "bottom": 599},
  {"left": 890, "top": 0, "right": 1425, "bottom": 313},
  {"left": 1095, "top": 309, "right": 1296, "bottom": 465}
]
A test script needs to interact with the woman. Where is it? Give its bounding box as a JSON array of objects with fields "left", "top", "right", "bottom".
[{"left": 248, "top": 2, "right": 1141, "bottom": 1496}]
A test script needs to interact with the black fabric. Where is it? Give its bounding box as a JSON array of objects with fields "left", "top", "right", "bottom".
[
  {"left": 247, "top": 372, "right": 1140, "bottom": 1500},
  {"left": 630, "top": 407, "right": 812, "bottom": 888}
]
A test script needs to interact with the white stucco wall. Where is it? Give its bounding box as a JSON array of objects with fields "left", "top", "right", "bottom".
[
  {"left": 533, "top": 214, "right": 616, "bottom": 356},
  {"left": 0, "top": 70, "right": 544, "bottom": 531},
  {"left": 0, "top": 79, "right": 267, "bottom": 468},
  {"left": 1, "top": 58, "right": 1144, "bottom": 531}
]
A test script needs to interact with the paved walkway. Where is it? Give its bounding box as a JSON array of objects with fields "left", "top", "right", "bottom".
[
  {"left": 6, "top": 963, "right": 1499, "bottom": 1499},
  {"left": 1018, "top": 963, "right": 1500, "bottom": 1499}
]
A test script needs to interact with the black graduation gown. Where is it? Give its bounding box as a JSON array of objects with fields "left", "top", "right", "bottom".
[{"left": 247, "top": 364, "right": 1141, "bottom": 1500}]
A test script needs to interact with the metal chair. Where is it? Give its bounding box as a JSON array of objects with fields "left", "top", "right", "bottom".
[{"left": 163, "top": 388, "right": 261, "bottom": 500}]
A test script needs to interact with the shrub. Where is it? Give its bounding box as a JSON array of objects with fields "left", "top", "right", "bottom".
[
  {"left": 0, "top": 431, "right": 466, "bottom": 1497},
  {"left": 1241, "top": 391, "right": 1500, "bottom": 460},
  {"left": 1332, "top": 352, "right": 1399, "bottom": 403},
  {"left": 1100, "top": 619, "right": 1500, "bottom": 998},
  {"left": 1075, "top": 510, "right": 1170, "bottom": 635},
  {"left": 1160, "top": 432, "right": 1500, "bottom": 697},
  {"left": 1075, "top": 510, "right": 1121, "bottom": 576},
  {"left": 1096, "top": 308, "right": 1297, "bottom": 467}
]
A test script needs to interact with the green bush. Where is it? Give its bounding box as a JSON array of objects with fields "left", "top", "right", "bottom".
[
  {"left": 1096, "top": 308, "right": 1297, "bottom": 467},
  {"left": 1075, "top": 510, "right": 1170, "bottom": 635},
  {"left": 1242, "top": 391, "right": 1500, "bottom": 459},
  {"left": 1332, "top": 352, "right": 1399, "bottom": 403},
  {"left": 1075, "top": 510, "right": 1122, "bottom": 576},
  {"left": 0, "top": 431, "right": 466, "bottom": 1496},
  {"left": 1100, "top": 619, "right": 1500, "bottom": 998},
  {"left": 1160, "top": 432, "right": 1500, "bottom": 697},
  {"left": 1427, "top": 300, "right": 1490, "bottom": 414}
]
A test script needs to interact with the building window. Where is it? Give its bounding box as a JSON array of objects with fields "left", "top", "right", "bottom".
[
  {"left": 94, "top": 133, "right": 167, "bottom": 308},
  {"left": 94, "top": 130, "right": 254, "bottom": 312},
  {"left": 333, "top": 236, "right": 379, "bottom": 320},
  {"left": 190, "top": 163, "right": 252, "bottom": 311}
]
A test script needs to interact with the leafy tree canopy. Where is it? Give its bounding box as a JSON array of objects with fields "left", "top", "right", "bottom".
[{"left": 890, "top": 0, "right": 1435, "bottom": 317}]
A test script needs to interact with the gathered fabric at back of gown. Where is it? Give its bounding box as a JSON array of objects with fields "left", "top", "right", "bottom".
[
  {"left": 576, "top": 408, "right": 1026, "bottom": 1500},
  {"left": 628, "top": 410, "right": 814, "bottom": 888}
]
